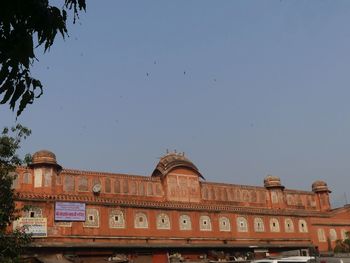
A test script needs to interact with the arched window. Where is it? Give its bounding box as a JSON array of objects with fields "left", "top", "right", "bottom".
[
  {"left": 330, "top": 228, "right": 337, "bottom": 241},
  {"left": 284, "top": 218, "right": 294, "bottom": 232},
  {"left": 219, "top": 217, "right": 231, "bottom": 232},
  {"left": 179, "top": 215, "right": 192, "bottom": 230},
  {"left": 134, "top": 212, "right": 148, "bottom": 229},
  {"left": 270, "top": 218, "right": 280, "bottom": 232},
  {"left": 156, "top": 213, "right": 171, "bottom": 230},
  {"left": 84, "top": 208, "right": 99, "bottom": 228},
  {"left": 109, "top": 209, "right": 125, "bottom": 228},
  {"left": 254, "top": 217, "right": 265, "bottom": 232},
  {"left": 237, "top": 217, "right": 248, "bottom": 232},
  {"left": 298, "top": 219, "right": 308, "bottom": 233},
  {"left": 200, "top": 215, "right": 212, "bottom": 231},
  {"left": 318, "top": 228, "right": 326, "bottom": 242},
  {"left": 25, "top": 207, "right": 42, "bottom": 218}
]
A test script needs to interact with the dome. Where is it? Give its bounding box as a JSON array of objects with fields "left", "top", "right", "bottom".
[
  {"left": 30, "top": 150, "right": 62, "bottom": 170},
  {"left": 312, "top": 180, "right": 331, "bottom": 193},
  {"left": 151, "top": 152, "right": 204, "bottom": 179},
  {"left": 264, "top": 175, "right": 284, "bottom": 189}
]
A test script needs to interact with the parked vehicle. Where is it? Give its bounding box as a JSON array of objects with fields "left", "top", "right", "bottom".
[{"left": 252, "top": 256, "right": 316, "bottom": 263}]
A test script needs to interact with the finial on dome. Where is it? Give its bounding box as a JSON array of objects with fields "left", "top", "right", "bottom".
[{"left": 152, "top": 151, "right": 204, "bottom": 180}]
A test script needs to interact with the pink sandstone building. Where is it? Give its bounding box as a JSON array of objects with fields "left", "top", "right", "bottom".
[{"left": 12, "top": 150, "right": 350, "bottom": 262}]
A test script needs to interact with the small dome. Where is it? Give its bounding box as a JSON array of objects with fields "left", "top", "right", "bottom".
[
  {"left": 264, "top": 175, "right": 284, "bottom": 189},
  {"left": 30, "top": 150, "right": 62, "bottom": 170},
  {"left": 312, "top": 180, "right": 331, "bottom": 193},
  {"left": 152, "top": 152, "right": 204, "bottom": 179}
]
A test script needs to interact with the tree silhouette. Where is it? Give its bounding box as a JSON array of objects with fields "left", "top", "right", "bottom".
[{"left": 0, "top": 0, "right": 86, "bottom": 116}]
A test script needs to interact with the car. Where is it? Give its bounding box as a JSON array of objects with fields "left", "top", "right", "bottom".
[{"left": 252, "top": 256, "right": 316, "bottom": 263}]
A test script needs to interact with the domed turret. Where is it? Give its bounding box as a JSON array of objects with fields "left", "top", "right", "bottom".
[
  {"left": 312, "top": 180, "right": 331, "bottom": 193},
  {"left": 152, "top": 152, "right": 204, "bottom": 179},
  {"left": 264, "top": 175, "right": 284, "bottom": 189},
  {"left": 30, "top": 150, "right": 62, "bottom": 170}
]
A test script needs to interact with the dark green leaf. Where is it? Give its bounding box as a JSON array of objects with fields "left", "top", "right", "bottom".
[{"left": 0, "top": 84, "right": 14, "bottom": 104}]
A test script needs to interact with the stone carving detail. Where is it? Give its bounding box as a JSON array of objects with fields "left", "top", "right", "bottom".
[
  {"left": 219, "top": 216, "right": 231, "bottom": 232},
  {"left": 156, "top": 213, "right": 171, "bottom": 230},
  {"left": 78, "top": 176, "right": 89, "bottom": 192},
  {"left": 123, "top": 179, "right": 129, "bottom": 194},
  {"left": 130, "top": 181, "right": 137, "bottom": 195},
  {"left": 179, "top": 214, "right": 192, "bottom": 230},
  {"left": 271, "top": 191, "right": 278, "bottom": 204},
  {"left": 23, "top": 172, "right": 32, "bottom": 184},
  {"left": 199, "top": 215, "right": 212, "bottom": 231},
  {"left": 84, "top": 208, "right": 99, "bottom": 228},
  {"left": 55, "top": 173, "right": 62, "bottom": 185},
  {"left": 43, "top": 168, "right": 52, "bottom": 187},
  {"left": 298, "top": 219, "right": 308, "bottom": 233},
  {"left": 214, "top": 188, "right": 220, "bottom": 200},
  {"left": 237, "top": 216, "right": 248, "bottom": 232},
  {"left": 109, "top": 209, "right": 125, "bottom": 228},
  {"left": 254, "top": 217, "right": 265, "bottom": 232},
  {"left": 105, "top": 178, "right": 111, "bottom": 193},
  {"left": 114, "top": 180, "right": 120, "bottom": 193},
  {"left": 209, "top": 188, "right": 215, "bottom": 200},
  {"left": 330, "top": 228, "right": 337, "bottom": 241},
  {"left": 287, "top": 194, "right": 294, "bottom": 205},
  {"left": 201, "top": 185, "right": 266, "bottom": 204},
  {"left": 242, "top": 190, "right": 250, "bottom": 202},
  {"left": 93, "top": 177, "right": 101, "bottom": 185},
  {"left": 284, "top": 218, "right": 294, "bottom": 232},
  {"left": 139, "top": 182, "right": 145, "bottom": 196},
  {"left": 34, "top": 168, "right": 42, "bottom": 188},
  {"left": 134, "top": 212, "right": 148, "bottom": 229},
  {"left": 250, "top": 191, "right": 257, "bottom": 202},
  {"left": 147, "top": 182, "right": 153, "bottom": 196},
  {"left": 202, "top": 187, "right": 208, "bottom": 199},
  {"left": 222, "top": 190, "right": 228, "bottom": 201},
  {"left": 318, "top": 228, "right": 326, "bottom": 242},
  {"left": 297, "top": 195, "right": 303, "bottom": 206},
  {"left": 155, "top": 183, "right": 162, "bottom": 195},
  {"left": 166, "top": 173, "right": 201, "bottom": 202},
  {"left": 64, "top": 175, "right": 75, "bottom": 192},
  {"left": 269, "top": 217, "right": 280, "bottom": 232}
]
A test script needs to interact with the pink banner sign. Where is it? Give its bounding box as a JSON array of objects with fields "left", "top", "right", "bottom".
[{"left": 55, "top": 202, "right": 86, "bottom": 221}]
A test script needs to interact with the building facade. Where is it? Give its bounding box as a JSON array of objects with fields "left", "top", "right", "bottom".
[{"left": 12, "top": 150, "right": 350, "bottom": 262}]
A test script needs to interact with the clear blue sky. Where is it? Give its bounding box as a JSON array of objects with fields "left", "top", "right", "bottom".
[{"left": 2, "top": 0, "right": 350, "bottom": 206}]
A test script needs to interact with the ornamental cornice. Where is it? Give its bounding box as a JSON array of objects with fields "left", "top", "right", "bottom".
[
  {"left": 62, "top": 169, "right": 161, "bottom": 182},
  {"left": 16, "top": 192, "right": 330, "bottom": 218},
  {"left": 201, "top": 181, "right": 266, "bottom": 190},
  {"left": 284, "top": 189, "right": 315, "bottom": 195}
]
